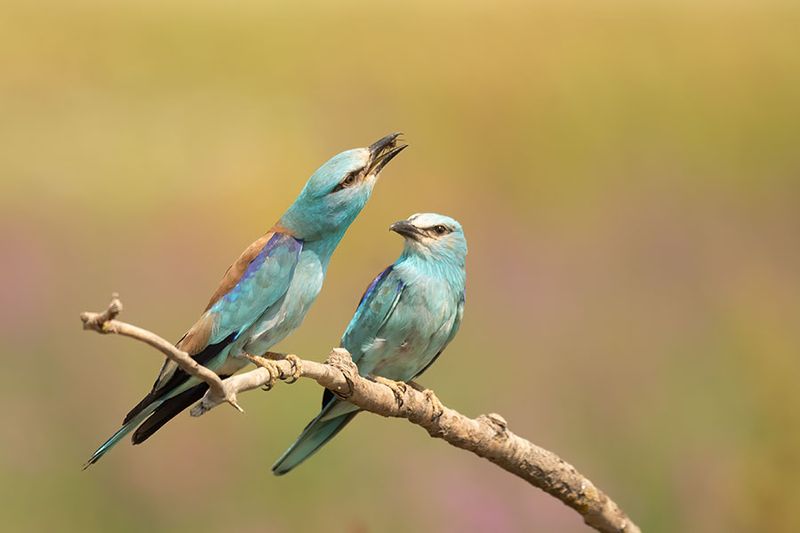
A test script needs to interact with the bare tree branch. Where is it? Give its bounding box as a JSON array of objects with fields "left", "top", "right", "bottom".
[
  {"left": 81, "top": 295, "right": 640, "bottom": 533},
  {"left": 80, "top": 293, "right": 243, "bottom": 412}
]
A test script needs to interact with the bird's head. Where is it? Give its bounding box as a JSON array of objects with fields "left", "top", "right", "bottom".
[
  {"left": 391, "top": 213, "right": 467, "bottom": 266},
  {"left": 279, "top": 133, "right": 406, "bottom": 241}
]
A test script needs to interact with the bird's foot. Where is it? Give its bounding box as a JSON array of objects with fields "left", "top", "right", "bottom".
[
  {"left": 373, "top": 376, "right": 407, "bottom": 408},
  {"left": 423, "top": 388, "right": 445, "bottom": 421},
  {"left": 260, "top": 363, "right": 279, "bottom": 391},
  {"left": 246, "top": 354, "right": 280, "bottom": 391},
  {"left": 278, "top": 354, "right": 303, "bottom": 384},
  {"left": 408, "top": 381, "right": 444, "bottom": 421}
]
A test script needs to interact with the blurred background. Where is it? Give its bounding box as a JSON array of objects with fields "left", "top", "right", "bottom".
[{"left": 1, "top": 1, "right": 798, "bottom": 531}]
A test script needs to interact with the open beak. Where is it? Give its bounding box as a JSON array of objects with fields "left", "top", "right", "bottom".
[
  {"left": 367, "top": 132, "right": 407, "bottom": 175},
  {"left": 390, "top": 220, "right": 422, "bottom": 241}
]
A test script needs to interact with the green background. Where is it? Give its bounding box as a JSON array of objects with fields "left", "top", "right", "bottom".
[{"left": 1, "top": 1, "right": 798, "bottom": 531}]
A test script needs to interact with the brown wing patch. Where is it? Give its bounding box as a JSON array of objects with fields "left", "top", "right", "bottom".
[
  {"left": 204, "top": 232, "right": 276, "bottom": 311},
  {"left": 149, "top": 312, "right": 213, "bottom": 394},
  {"left": 176, "top": 312, "right": 214, "bottom": 355}
]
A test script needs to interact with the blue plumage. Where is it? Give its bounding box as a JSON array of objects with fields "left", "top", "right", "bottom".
[
  {"left": 85, "top": 134, "right": 406, "bottom": 467},
  {"left": 220, "top": 233, "right": 300, "bottom": 306},
  {"left": 212, "top": 233, "right": 303, "bottom": 343},
  {"left": 272, "top": 213, "right": 467, "bottom": 475}
]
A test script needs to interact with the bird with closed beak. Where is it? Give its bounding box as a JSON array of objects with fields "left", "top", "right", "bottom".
[
  {"left": 272, "top": 212, "right": 467, "bottom": 475},
  {"left": 85, "top": 133, "right": 406, "bottom": 467}
]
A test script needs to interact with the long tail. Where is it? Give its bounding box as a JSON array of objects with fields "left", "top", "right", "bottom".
[
  {"left": 85, "top": 337, "right": 236, "bottom": 468},
  {"left": 83, "top": 400, "right": 163, "bottom": 469},
  {"left": 131, "top": 382, "right": 215, "bottom": 445},
  {"left": 272, "top": 399, "right": 359, "bottom": 476}
]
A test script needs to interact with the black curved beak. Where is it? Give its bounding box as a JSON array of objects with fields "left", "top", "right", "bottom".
[
  {"left": 367, "top": 132, "right": 407, "bottom": 175},
  {"left": 390, "top": 220, "right": 422, "bottom": 241},
  {"left": 369, "top": 132, "right": 402, "bottom": 156}
]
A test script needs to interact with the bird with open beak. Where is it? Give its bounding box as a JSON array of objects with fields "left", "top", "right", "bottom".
[{"left": 86, "top": 133, "right": 407, "bottom": 467}]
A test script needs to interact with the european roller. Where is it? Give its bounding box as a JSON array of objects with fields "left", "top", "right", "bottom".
[
  {"left": 272, "top": 213, "right": 467, "bottom": 475},
  {"left": 86, "top": 133, "right": 406, "bottom": 466}
]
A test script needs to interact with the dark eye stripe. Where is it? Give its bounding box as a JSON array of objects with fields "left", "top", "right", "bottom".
[
  {"left": 331, "top": 170, "right": 361, "bottom": 193},
  {"left": 427, "top": 224, "right": 451, "bottom": 236}
]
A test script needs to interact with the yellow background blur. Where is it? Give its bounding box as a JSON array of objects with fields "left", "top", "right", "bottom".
[{"left": 1, "top": 1, "right": 798, "bottom": 531}]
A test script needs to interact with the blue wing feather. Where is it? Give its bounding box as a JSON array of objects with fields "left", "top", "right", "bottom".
[
  {"left": 91, "top": 233, "right": 304, "bottom": 466},
  {"left": 210, "top": 233, "right": 303, "bottom": 344},
  {"left": 412, "top": 290, "right": 464, "bottom": 379},
  {"left": 127, "top": 233, "right": 302, "bottom": 422},
  {"left": 274, "top": 265, "right": 406, "bottom": 474},
  {"left": 340, "top": 265, "right": 405, "bottom": 364}
]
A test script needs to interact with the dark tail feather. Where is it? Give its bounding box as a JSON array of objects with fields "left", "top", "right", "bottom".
[
  {"left": 271, "top": 399, "right": 359, "bottom": 476},
  {"left": 84, "top": 402, "right": 161, "bottom": 468},
  {"left": 124, "top": 333, "right": 236, "bottom": 425},
  {"left": 124, "top": 390, "right": 159, "bottom": 425},
  {"left": 131, "top": 382, "right": 217, "bottom": 445}
]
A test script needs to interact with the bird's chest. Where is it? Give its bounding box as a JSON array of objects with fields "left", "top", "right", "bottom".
[
  {"left": 241, "top": 251, "right": 324, "bottom": 354},
  {"left": 284, "top": 251, "right": 326, "bottom": 317}
]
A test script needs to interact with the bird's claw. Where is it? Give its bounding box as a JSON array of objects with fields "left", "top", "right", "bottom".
[
  {"left": 374, "top": 376, "right": 407, "bottom": 408},
  {"left": 423, "top": 388, "right": 445, "bottom": 421},
  {"left": 260, "top": 362, "right": 278, "bottom": 391},
  {"left": 247, "top": 353, "right": 302, "bottom": 389},
  {"left": 279, "top": 354, "right": 302, "bottom": 384},
  {"left": 247, "top": 354, "right": 279, "bottom": 391},
  {"left": 407, "top": 381, "right": 444, "bottom": 420}
]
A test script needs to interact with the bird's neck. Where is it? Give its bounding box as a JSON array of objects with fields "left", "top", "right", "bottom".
[
  {"left": 397, "top": 252, "right": 466, "bottom": 292},
  {"left": 275, "top": 204, "right": 355, "bottom": 270},
  {"left": 301, "top": 230, "right": 348, "bottom": 269},
  {"left": 278, "top": 195, "right": 362, "bottom": 237}
]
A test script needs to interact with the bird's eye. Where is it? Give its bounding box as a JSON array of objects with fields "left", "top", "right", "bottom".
[
  {"left": 433, "top": 225, "right": 448, "bottom": 235},
  {"left": 332, "top": 171, "right": 360, "bottom": 193}
]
